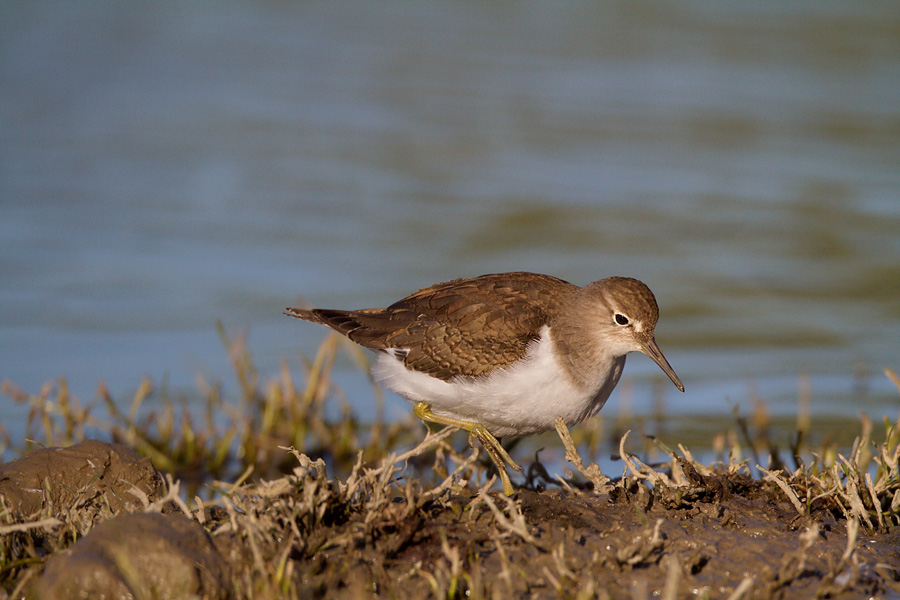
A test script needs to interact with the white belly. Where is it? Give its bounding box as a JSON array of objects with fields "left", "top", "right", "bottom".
[{"left": 372, "top": 327, "right": 625, "bottom": 438}]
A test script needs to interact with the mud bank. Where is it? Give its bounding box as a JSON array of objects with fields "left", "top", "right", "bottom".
[{"left": 2, "top": 436, "right": 899, "bottom": 599}]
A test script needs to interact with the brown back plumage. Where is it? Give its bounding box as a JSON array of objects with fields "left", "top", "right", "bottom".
[{"left": 285, "top": 272, "right": 576, "bottom": 380}]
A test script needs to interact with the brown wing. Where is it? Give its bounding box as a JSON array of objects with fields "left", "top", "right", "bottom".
[{"left": 285, "top": 272, "right": 576, "bottom": 380}]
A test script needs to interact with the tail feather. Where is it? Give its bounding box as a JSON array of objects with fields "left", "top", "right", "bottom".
[
  {"left": 285, "top": 306, "right": 396, "bottom": 350},
  {"left": 284, "top": 306, "right": 320, "bottom": 322}
]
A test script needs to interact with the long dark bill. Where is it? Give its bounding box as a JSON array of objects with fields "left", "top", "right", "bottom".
[{"left": 641, "top": 338, "right": 685, "bottom": 392}]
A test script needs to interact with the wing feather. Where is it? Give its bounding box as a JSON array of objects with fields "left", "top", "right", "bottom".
[{"left": 286, "top": 272, "right": 576, "bottom": 380}]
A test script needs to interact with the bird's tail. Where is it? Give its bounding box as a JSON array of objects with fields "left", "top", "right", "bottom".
[{"left": 284, "top": 306, "right": 320, "bottom": 323}]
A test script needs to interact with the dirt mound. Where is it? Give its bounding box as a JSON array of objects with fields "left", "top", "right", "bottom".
[
  {"left": 0, "top": 439, "right": 165, "bottom": 516},
  {"left": 35, "top": 512, "right": 231, "bottom": 600}
]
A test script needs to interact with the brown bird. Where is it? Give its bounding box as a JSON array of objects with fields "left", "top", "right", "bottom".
[{"left": 286, "top": 272, "right": 683, "bottom": 495}]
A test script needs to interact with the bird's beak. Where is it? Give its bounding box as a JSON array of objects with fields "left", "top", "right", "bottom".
[{"left": 640, "top": 338, "right": 684, "bottom": 392}]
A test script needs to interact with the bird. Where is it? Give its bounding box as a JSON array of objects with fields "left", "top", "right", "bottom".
[{"left": 285, "top": 271, "right": 683, "bottom": 495}]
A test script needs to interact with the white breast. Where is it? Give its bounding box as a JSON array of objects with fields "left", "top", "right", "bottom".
[{"left": 372, "top": 326, "right": 625, "bottom": 438}]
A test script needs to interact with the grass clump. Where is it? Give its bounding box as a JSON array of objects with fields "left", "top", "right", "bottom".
[{"left": 2, "top": 326, "right": 419, "bottom": 498}]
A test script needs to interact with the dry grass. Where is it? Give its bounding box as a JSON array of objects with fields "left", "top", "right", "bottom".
[{"left": 2, "top": 326, "right": 422, "bottom": 498}]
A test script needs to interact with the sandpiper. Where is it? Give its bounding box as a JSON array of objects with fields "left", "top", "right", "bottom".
[{"left": 286, "top": 272, "right": 683, "bottom": 495}]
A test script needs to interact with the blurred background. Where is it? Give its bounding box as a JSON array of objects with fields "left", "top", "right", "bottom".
[{"left": 2, "top": 2, "right": 898, "bottom": 450}]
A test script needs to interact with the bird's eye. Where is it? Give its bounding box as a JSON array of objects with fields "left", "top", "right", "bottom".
[{"left": 614, "top": 314, "right": 629, "bottom": 326}]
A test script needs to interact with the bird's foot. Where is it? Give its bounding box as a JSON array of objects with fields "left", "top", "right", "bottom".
[{"left": 414, "top": 401, "right": 521, "bottom": 496}]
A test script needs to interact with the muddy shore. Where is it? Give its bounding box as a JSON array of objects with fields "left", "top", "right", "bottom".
[{"left": 2, "top": 433, "right": 898, "bottom": 599}]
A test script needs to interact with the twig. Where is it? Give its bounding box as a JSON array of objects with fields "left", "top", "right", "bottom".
[
  {"left": 726, "top": 577, "right": 755, "bottom": 600},
  {"left": 554, "top": 417, "right": 610, "bottom": 491},
  {"left": 0, "top": 517, "right": 62, "bottom": 535},
  {"left": 758, "top": 466, "right": 805, "bottom": 516},
  {"left": 477, "top": 491, "right": 539, "bottom": 546}
]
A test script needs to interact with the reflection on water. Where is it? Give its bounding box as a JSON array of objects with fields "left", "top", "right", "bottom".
[{"left": 2, "top": 2, "right": 899, "bottom": 438}]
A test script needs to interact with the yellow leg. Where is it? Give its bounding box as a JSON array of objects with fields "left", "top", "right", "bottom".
[{"left": 413, "top": 401, "right": 522, "bottom": 496}]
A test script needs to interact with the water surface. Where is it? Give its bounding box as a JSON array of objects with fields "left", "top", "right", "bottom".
[{"left": 2, "top": 2, "right": 899, "bottom": 444}]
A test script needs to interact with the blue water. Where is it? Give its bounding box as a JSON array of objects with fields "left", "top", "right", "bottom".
[{"left": 2, "top": 2, "right": 899, "bottom": 444}]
